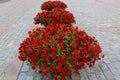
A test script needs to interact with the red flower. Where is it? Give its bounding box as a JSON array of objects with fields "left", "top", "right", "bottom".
[
  {"left": 18, "top": 24, "right": 103, "bottom": 79},
  {"left": 42, "top": 64, "right": 47, "bottom": 70},
  {"left": 32, "top": 66, "right": 36, "bottom": 70},
  {"left": 60, "top": 77, "right": 65, "bottom": 80},
  {"left": 44, "top": 70, "right": 49, "bottom": 76},
  {"left": 38, "top": 70, "right": 42, "bottom": 74},
  {"left": 52, "top": 48, "right": 57, "bottom": 59},
  {"left": 41, "top": 1, "right": 67, "bottom": 11},
  {"left": 58, "top": 63, "right": 62, "bottom": 68},
  {"left": 18, "top": 55, "right": 26, "bottom": 61},
  {"left": 32, "top": 63, "right": 37, "bottom": 70},
  {"left": 70, "top": 56, "right": 74, "bottom": 62},
  {"left": 34, "top": 8, "right": 75, "bottom": 26},
  {"left": 68, "top": 70, "right": 72, "bottom": 76},
  {"left": 31, "top": 39, "right": 39, "bottom": 49},
  {"left": 53, "top": 76, "right": 58, "bottom": 80},
  {"left": 65, "top": 64, "right": 69, "bottom": 68}
]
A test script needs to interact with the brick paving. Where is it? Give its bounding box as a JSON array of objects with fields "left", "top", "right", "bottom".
[{"left": 0, "top": 0, "right": 120, "bottom": 80}]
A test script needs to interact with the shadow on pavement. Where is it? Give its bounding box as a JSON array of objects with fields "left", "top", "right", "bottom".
[{"left": 0, "top": 0, "right": 11, "bottom": 3}]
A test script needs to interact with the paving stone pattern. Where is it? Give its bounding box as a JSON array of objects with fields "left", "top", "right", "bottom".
[
  {"left": 0, "top": 0, "right": 45, "bottom": 80},
  {"left": 0, "top": 0, "right": 120, "bottom": 80}
]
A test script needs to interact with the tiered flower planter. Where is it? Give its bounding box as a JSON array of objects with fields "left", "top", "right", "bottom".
[{"left": 18, "top": 1, "right": 104, "bottom": 80}]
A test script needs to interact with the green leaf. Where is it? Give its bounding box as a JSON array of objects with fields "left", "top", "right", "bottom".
[
  {"left": 26, "top": 62, "right": 33, "bottom": 67},
  {"left": 21, "top": 47, "right": 24, "bottom": 51},
  {"left": 66, "top": 24, "right": 69, "bottom": 27},
  {"left": 38, "top": 58, "right": 42, "bottom": 64},
  {"left": 35, "top": 48, "right": 39, "bottom": 52},
  {"left": 64, "top": 33, "right": 69, "bottom": 39},
  {"left": 66, "top": 47, "right": 70, "bottom": 51},
  {"left": 41, "top": 16, "right": 45, "bottom": 24},
  {"left": 57, "top": 51, "right": 63, "bottom": 57},
  {"left": 47, "top": 60, "right": 53, "bottom": 65},
  {"left": 85, "top": 55, "right": 89, "bottom": 58},
  {"left": 39, "top": 34, "right": 43, "bottom": 39},
  {"left": 57, "top": 75, "right": 61, "bottom": 79},
  {"left": 42, "top": 44, "right": 46, "bottom": 48}
]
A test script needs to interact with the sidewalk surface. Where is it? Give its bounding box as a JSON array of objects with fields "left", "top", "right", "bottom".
[{"left": 0, "top": 0, "right": 120, "bottom": 80}]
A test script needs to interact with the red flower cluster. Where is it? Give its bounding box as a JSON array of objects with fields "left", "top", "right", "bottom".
[
  {"left": 34, "top": 8, "right": 75, "bottom": 26},
  {"left": 18, "top": 24, "right": 103, "bottom": 80},
  {"left": 41, "top": 1, "right": 67, "bottom": 11},
  {"left": 19, "top": 1, "right": 104, "bottom": 80}
]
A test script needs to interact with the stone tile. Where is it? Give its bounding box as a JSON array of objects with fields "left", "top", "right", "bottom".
[
  {"left": 103, "top": 58, "right": 111, "bottom": 63},
  {"left": 21, "top": 63, "right": 29, "bottom": 72},
  {"left": 117, "top": 57, "right": 120, "bottom": 62},
  {"left": 28, "top": 68, "right": 36, "bottom": 77},
  {"left": 106, "top": 54, "right": 117, "bottom": 59},
  {"left": 26, "top": 76, "right": 33, "bottom": 80},
  {"left": 99, "top": 63, "right": 115, "bottom": 80},
  {"left": 111, "top": 70, "right": 120, "bottom": 76},
  {"left": 18, "top": 73, "right": 26, "bottom": 80},
  {"left": 92, "top": 66, "right": 103, "bottom": 75},
  {"left": 107, "top": 63, "right": 116, "bottom": 71},
  {"left": 96, "top": 75, "right": 106, "bottom": 80},
  {"left": 0, "top": 74, "right": 4, "bottom": 80},
  {"left": 103, "top": 71, "right": 115, "bottom": 80},
  {"left": 0, "top": 71, "right": 5, "bottom": 80},
  {"left": 109, "top": 58, "right": 119, "bottom": 63},
  {"left": 99, "top": 62, "right": 110, "bottom": 71},
  {"left": 114, "top": 76, "right": 120, "bottom": 80},
  {"left": 86, "top": 67, "right": 95, "bottom": 73},
  {"left": 79, "top": 69, "right": 89, "bottom": 80},
  {"left": 72, "top": 74, "right": 81, "bottom": 80},
  {"left": 35, "top": 74, "right": 42, "bottom": 80},
  {"left": 0, "top": 61, "right": 4, "bottom": 67},
  {"left": 112, "top": 62, "right": 120, "bottom": 69},
  {"left": 87, "top": 73, "right": 97, "bottom": 80}
]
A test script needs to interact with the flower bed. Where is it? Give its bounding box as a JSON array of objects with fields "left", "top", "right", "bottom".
[
  {"left": 18, "top": 1, "right": 104, "bottom": 80},
  {"left": 34, "top": 8, "right": 75, "bottom": 26},
  {"left": 41, "top": 1, "right": 67, "bottom": 11},
  {"left": 19, "top": 24, "right": 103, "bottom": 80}
]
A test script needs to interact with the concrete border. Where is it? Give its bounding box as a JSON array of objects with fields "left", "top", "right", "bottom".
[{"left": 3, "top": 54, "right": 23, "bottom": 80}]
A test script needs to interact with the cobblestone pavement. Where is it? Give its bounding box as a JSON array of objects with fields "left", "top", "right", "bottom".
[
  {"left": 0, "top": 0, "right": 45, "bottom": 80},
  {"left": 0, "top": 0, "right": 120, "bottom": 80}
]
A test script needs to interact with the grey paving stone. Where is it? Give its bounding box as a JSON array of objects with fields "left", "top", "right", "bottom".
[
  {"left": 0, "top": 61, "right": 4, "bottom": 66},
  {"left": 109, "top": 58, "right": 119, "bottom": 63},
  {"left": 107, "top": 63, "right": 116, "bottom": 71},
  {"left": 96, "top": 75, "right": 106, "bottom": 80},
  {"left": 28, "top": 68, "right": 36, "bottom": 77},
  {"left": 103, "top": 58, "right": 111, "bottom": 63},
  {"left": 92, "top": 66, "right": 103, "bottom": 75},
  {"left": 18, "top": 73, "right": 26, "bottom": 80},
  {"left": 26, "top": 76, "right": 33, "bottom": 80},
  {"left": 114, "top": 76, "right": 120, "bottom": 80},
  {"left": 35, "top": 74, "right": 42, "bottom": 80},
  {"left": 21, "top": 63, "right": 29, "bottom": 72},
  {"left": 0, "top": 71, "right": 5, "bottom": 80},
  {"left": 0, "top": 73, "right": 4, "bottom": 80},
  {"left": 111, "top": 70, "right": 120, "bottom": 76},
  {"left": 88, "top": 73, "right": 97, "bottom": 80},
  {"left": 99, "top": 62, "right": 116, "bottom": 80},
  {"left": 107, "top": 55, "right": 117, "bottom": 59},
  {"left": 79, "top": 69, "right": 89, "bottom": 80},
  {"left": 86, "top": 67, "right": 95, "bottom": 73},
  {"left": 112, "top": 62, "right": 120, "bottom": 69},
  {"left": 99, "top": 62, "right": 110, "bottom": 72},
  {"left": 72, "top": 74, "right": 81, "bottom": 80},
  {"left": 103, "top": 71, "right": 115, "bottom": 80}
]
